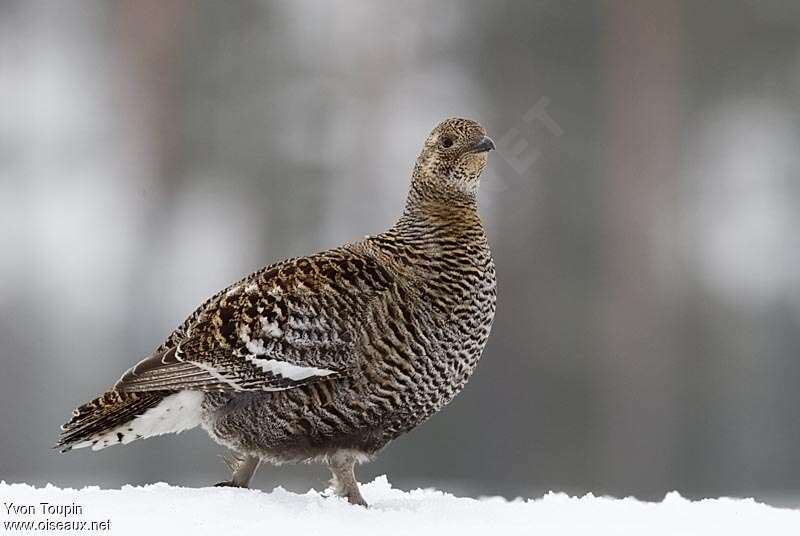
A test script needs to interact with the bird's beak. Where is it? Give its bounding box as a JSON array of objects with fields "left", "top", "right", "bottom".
[{"left": 468, "top": 136, "right": 496, "bottom": 154}]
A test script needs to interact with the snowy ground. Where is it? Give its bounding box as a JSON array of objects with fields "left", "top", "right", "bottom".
[{"left": 2, "top": 477, "right": 799, "bottom": 535}]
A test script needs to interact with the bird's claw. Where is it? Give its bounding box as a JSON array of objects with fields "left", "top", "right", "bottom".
[{"left": 214, "top": 480, "right": 245, "bottom": 488}]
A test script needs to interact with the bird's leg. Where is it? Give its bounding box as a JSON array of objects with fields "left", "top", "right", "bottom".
[
  {"left": 215, "top": 454, "right": 261, "bottom": 488},
  {"left": 327, "top": 451, "right": 368, "bottom": 506}
]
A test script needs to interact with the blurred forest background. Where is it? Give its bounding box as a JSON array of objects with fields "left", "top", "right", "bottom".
[{"left": 3, "top": 0, "right": 800, "bottom": 504}]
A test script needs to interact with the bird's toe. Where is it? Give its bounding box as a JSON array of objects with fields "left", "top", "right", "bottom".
[
  {"left": 347, "top": 494, "right": 368, "bottom": 507},
  {"left": 214, "top": 480, "right": 246, "bottom": 488}
]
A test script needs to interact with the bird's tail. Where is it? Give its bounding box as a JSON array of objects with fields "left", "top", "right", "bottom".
[{"left": 56, "top": 389, "right": 204, "bottom": 452}]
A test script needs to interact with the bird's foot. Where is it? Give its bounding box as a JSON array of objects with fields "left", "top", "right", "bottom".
[
  {"left": 344, "top": 490, "right": 368, "bottom": 507},
  {"left": 327, "top": 473, "right": 368, "bottom": 507},
  {"left": 326, "top": 451, "right": 369, "bottom": 506},
  {"left": 324, "top": 484, "right": 368, "bottom": 506},
  {"left": 215, "top": 453, "right": 261, "bottom": 489},
  {"left": 214, "top": 480, "right": 248, "bottom": 488}
]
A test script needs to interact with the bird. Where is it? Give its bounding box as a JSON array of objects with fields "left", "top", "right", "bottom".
[{"left": 56, "top": 117, "right": 497, "bottom": 506}]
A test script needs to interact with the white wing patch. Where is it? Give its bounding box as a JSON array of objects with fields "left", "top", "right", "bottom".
[
  {"left": 243, "top": 336, "right": 336, "bottom": 382},
  {"left": 245, "top": 355, "right": 337, "bottom": 381},
  {"left": 70, "top": 391, "right": 204, "bottom": 451}
]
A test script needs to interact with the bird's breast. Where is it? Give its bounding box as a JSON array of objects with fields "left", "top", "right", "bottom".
[{"left": 355, "top": 241, "right": 496, "bottom": 434}]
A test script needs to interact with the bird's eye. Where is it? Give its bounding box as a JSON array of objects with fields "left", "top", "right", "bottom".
[{"left": 440, "top": 136, "right": 454, "bottom": 149}]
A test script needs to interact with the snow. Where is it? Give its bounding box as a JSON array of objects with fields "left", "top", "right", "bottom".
[{"left": 2, "top": 476, "right": 799, "bottom": 535}]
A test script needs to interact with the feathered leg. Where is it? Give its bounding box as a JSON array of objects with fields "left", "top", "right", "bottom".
[
  {"left": 327, "top": 451, "right": 367, "bottom": 506},
  {"left": 215, "top": 454, "right": 260, "bottom": 488}
]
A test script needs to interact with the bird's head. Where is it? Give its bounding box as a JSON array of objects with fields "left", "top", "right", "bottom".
[{"left": 412, "top": 118, "right": 495, "bottom": 197}]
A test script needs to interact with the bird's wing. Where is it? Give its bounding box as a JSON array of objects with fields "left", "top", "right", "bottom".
[{"left": 115, "top": 248, "right": 393, "bottom": 393}]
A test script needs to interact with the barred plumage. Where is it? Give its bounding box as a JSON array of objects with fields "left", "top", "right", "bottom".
[{"left": 57, "top": 118, "right": 497, "bottom": 506}]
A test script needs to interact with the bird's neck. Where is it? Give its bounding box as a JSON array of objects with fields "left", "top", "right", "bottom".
[
  {"left": 364, "top": 180, "right": 488, "bottom": 273},
  {"left": 392, "top": 180, "right": 485, "bottom": 241}
]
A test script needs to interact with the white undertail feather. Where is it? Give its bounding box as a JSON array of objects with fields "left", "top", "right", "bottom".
[{"left": 71, "top": 391, "right": 205, "bottom": 451}]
